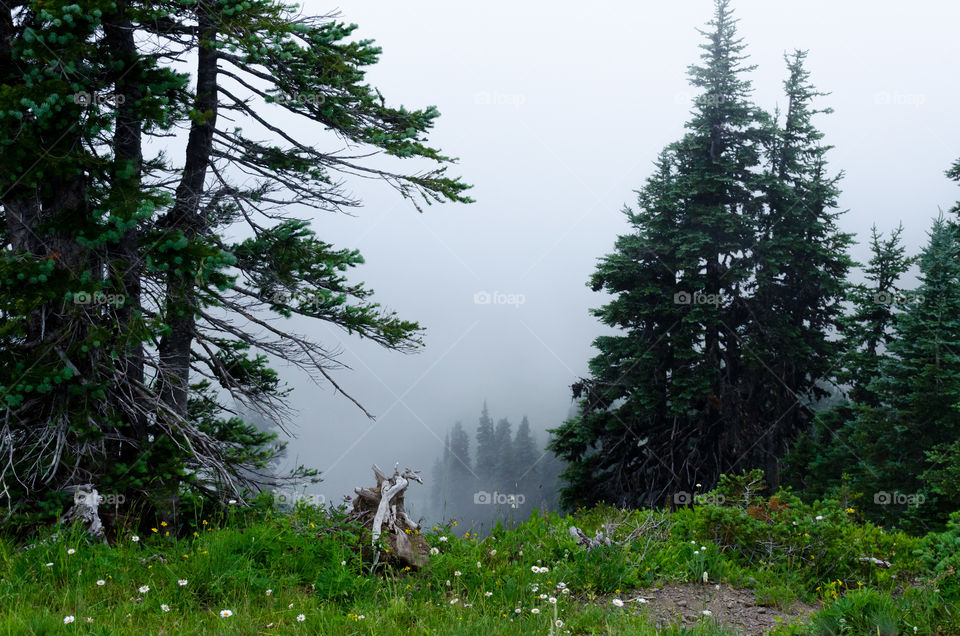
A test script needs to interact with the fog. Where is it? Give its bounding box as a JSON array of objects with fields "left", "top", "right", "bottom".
[{"left": 268, "top": 0, "right": 960, "bottom": 519}]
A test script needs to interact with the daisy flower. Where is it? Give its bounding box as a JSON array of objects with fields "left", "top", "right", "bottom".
[
  {"left": 178, "top": 579, "right": 188, "bottom": 586},
  {"left": 549, "top": 597, "right": 557, "bottom": 604},
  {"left": 531, "top": 608, "right": 540, "bottom": 614},
  {"left": 702, "top": 609, "right": 713, "bottom": 616},
  {"left": 454, "top": 571, "right": 461, "bottom": 577},
  {"left": 514, "top": 608, "right": 521, "bottom": 614},
  {"left": 556, "top": 620, "right": 564, "bottom": 628},
  {"left": 265, "top": 589, "right": 272, "bottom": 596},
  {"left": 531, "top": 566, "right": 540, "bottom": 573},
  {"left": 161, "top": 604, "right": 170, "bottom": 612},
  {"left": 131, "top": 536, "right": 140, "bottom": 542},
  {"left": 540, "top": 566, "right": 550, "bottom": 573},
  {"left": 67, "top": 548, "right": 76, "bottom": 555},
  {"left": 96, "top": 580, "right": 105, "bottom": 586},
  {"left": 450, "top": 598, "right": 458, "bottom": 604},
  {"left": 612, "top": 598, "right": 624, "bottom": 607},
  {"left": 63, "top": 616, "right": 75, "bottom": 624},
  {"left": 296, "top": 614, "right": 305, "bottom": 622},
  {"left": 430, "top": 548, "right": 439, "bottom": 555},
  {"left": 86, "top": 618, "right": 93, "bottom": 623},
  {"left": 220, "top": 609, "right": 233, "bottom": 618},
  {"left": 539, "top": 593, "right": 547, "bottom": 599},
  {"left": 439, "top": 536, "right": 448, "bottom": 542},
  {"left": 484, "top": 591, "right": 493, "bottom": 597},
  {"left": 358, "top": 615, "right": 365, "bottom": 620},
  {"left": 288, "top": 603, "right": 294, "bottom": 609},
  {"left": 139, "top": 585, "right": 150, "bottom": 593}
]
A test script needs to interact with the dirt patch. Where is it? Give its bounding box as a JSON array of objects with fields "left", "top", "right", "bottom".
[{"left": 623, "top": 583, "right": 818, "bottom": 635}]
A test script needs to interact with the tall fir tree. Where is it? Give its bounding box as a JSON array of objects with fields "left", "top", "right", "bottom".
[
  {"left": 0, "top": 0, "right": 470, "bottom": 529},
  {"left": 512, "top": 416, "right": 538, "bottom": 493},
  {"left": 783, "top": 225, "right": 910, "bottom": 500},
  {"left": 474, "top": 402, "right": 498, "bottom": 485},
  {"left": 853, "top": 213, "right": 960, "bottom": 531},
  {"left": 742, "top": 50, "right": 854, "bottom": 484},
  {"left": 493, "top": 417, "right": 514, "bottom": 490},
  {"left": 550, "top": 0, "right": 851, "bottom": 509}
]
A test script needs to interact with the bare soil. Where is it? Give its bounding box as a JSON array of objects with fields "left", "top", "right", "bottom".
[{"left": 621, "top": 583, "right": 819, "bottom": 635}]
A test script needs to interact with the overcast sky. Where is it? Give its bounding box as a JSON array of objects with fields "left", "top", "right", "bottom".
[{"left": 274, "top": 0, "right": 960, "bottom": 514}]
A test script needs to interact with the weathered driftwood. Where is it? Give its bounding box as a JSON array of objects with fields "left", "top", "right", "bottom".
[
  {"left": 62, "top": 484, "right": 106, "bottom": 542},
  {"left": 569, "top": 525, "right": 612, "bottom": 548},
  {"left": 352, "top": 463, "right": 429, "bottom": 569},
  {"left": 858, "top": 556, "right": 892, "bottom": 568}
]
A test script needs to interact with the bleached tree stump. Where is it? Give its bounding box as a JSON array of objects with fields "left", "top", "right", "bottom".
[
  {"left": 352, "top": 463, "right": 429, "bottom": 569},
  {"left": 62, "top": 484, "right": 106, "bottom": 542}
]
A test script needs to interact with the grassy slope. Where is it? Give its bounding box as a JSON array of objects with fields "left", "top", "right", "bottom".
[{"left": 1, "top": 495, "right": 956, "bottom": 635}]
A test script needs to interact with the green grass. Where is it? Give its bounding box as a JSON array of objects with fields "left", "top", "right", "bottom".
[{"left": 0, "top": 496, "right": 956, "bottom": 635}]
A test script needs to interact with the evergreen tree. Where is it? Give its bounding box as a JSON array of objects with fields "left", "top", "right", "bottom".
[
  {"left": 743, "top": 50, "right": 854, "bottom": 485},
  {"left": 512, "top": 416, "right": 538, "bottom": 493},
  {"left": 474, "top": 402, "right": 498, "bottom": 486},
  {"left": 851, "top": 213, "right": 960, "bottom": 531},
  {"left": 493, "top": 417, "right": 514, "bottom": 490},
  {"left": 447, "top": 421, "right": 475, "bottom": 511},
  {"left": 550, "top": 1, "right": 851, "bottom": 509},
  {"left": 0, "top": 1, "right": 469, "bottom": 529},
  {"left": 783, "top": 225, "right": 911, "bottom": 499}
]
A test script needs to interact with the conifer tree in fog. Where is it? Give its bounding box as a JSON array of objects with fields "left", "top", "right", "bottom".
[
  {"left": 0, "top": 0, "right": 470, "bottom": 528},
  {"left": 550, "top": 0, "right": 852, "bottom": 508},
  {"left": 474, "top": 402, "right": 498, "bottom": 485}
]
